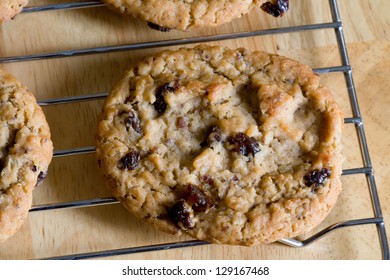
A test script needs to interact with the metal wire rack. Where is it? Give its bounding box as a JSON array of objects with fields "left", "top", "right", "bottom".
[{"left": 1, "top": 0, "right": 388, "bottom": 260}]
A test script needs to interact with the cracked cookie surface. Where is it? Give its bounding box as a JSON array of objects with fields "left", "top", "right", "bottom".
[
  {"left": 0, "top": 0, "right": 28, "bottom": 23},
  {"left": 96, "top": 45, "right": 343, "bottom": 245},
  {"left": 102, "top": 0, "right": 278, "bottom": 31},
  {"left": 0, "top": 68, "right": 53, "bottom": 242}
]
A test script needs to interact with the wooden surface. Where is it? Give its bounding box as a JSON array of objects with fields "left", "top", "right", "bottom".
[{"left": 0, "top": 0, "right": 389, "bottom": 259}]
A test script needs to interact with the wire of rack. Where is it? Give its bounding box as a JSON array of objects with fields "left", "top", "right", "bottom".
[{"left": 0, "top": 0, "right": 388, "bottom": 260}]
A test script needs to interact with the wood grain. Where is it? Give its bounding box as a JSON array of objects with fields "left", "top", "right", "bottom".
[{"left": 0, "top": 0, "right": 389, "bottom": 259}]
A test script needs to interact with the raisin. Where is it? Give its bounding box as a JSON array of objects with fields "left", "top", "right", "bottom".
[
  {"left": 147, "top": 22, "right": 171, "bottom": 32},
  {"left": 35, "top": 171, "right": 47, "bottom": 187},
  {"left": 185, "top": 184, "right": 214, "bottom": 213},
  {"left": 248, "top": 137, "right": 261, "bottom": 154},
  {"left": 117, "top": 150, "right": 140, "bottom": 170},
  {"left": 153, "top": 91, "right": 167, "bottom": 113},
  {"left": 261, "top": 0, "right": 289, "bottom": 17},
  {"left": 31, "top": 165, "right": 37, "bottom": 172},
  {"left": 304, "top": 168, "right": 331, "bottom": 191},
  {"left": 228, "top": 132, "right": 261, "bottom": 157},
  {"left": 201, "top": 126, "right": 223, "bottom": 147},
  {"left": 201, "top": 175, "right": 214, "bottom": 185},
  {"left": 119, "top": 110, "right": 142, "bottom": 133},
  {"left": 207, "top": 126, "right": 222, "bottom": 144},
  {"left": 153, "top": 81, "right": 179, "bottom": 114},
  {"left": 126, "top": 112, "right": 141, "bottom": 133},
  {"left": 168, "top": 199, "right": 194, "bottom": 230},
  {"left": 161, "top": 81, "right": 180, "bottom": 93}
]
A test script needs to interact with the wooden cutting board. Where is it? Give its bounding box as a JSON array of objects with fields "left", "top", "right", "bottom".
[{"left": 0, "top": 0, "right": 389, "bottom": 259}]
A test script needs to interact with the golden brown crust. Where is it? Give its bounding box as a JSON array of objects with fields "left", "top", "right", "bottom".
[
  {"left": 0, "top": 68, "right": 53, "bottom": 242},
  {"left": 0, "top": 0, "right": 28, "bottom": 23},
  {"left": 102, "top": 0, "right": 267, "bottom": 31},
  {"left": 96, "top": 45, "right": 343, "bottom": 245}
]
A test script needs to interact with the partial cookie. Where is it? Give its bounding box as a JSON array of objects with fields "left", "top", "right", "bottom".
[
  {"left": 102, "top": 0, "right": 289, "bottom": 31},
  {"left": 0, "top": 68, "right": 53, "bottom": 242},
  {"left": 0, "top": 0, "right": 28, "bottom": 23},
  {"left": 96, "top": 45, "right": 343, "bottom": 245}
]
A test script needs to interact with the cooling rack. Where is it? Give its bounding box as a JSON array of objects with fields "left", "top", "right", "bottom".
[{"left": 0, "top": 0, "right": 388, "bottom": 260}]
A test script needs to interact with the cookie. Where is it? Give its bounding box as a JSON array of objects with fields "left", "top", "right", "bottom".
[
  {"left": 96, "top": 45, "right": 343, "bottom": 245},
  {"left": 102, "top": 0, "right": 289, "bottom": 31},
  {"left": 0, "top": 68, "right": 53, "bottom": 242},
  {"left": 0, "top": 0, "right": 28, "bottom": 23}
]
